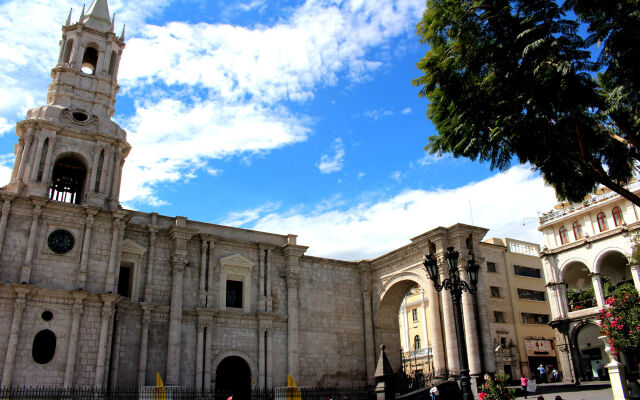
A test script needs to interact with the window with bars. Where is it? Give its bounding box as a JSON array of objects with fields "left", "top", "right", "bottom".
[
  {"left": 412, "top": 308, "right": 418, "bottom": 322},
  {"left": 517, "top": 288, "right": 546, "bottom": 301},
  {"left": 521, "top": 312, "right": 549, "bottom": 324},
  {"left": 490, "top": 286, "right": 501, "bottom": 297},
  {"left": 514, "top": 265, "right": 542, "bottom": 278},
  {"left": 494, "top": 311, "right": 505, "bottom": 323},
  {"left": 487, "top": 262, "right": 497, "bottom": 273}
]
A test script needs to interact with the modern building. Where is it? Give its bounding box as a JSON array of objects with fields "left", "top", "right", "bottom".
[
  {"left": 538, "top": 184, "right": 640, "bottom": 383},
  {"left": 397, "top": 238, "right": 557, "bottom": 382}
]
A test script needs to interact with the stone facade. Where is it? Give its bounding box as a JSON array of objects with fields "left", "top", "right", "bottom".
[{"left": 0, "top": 0, "right": 542, "bottom": 390}]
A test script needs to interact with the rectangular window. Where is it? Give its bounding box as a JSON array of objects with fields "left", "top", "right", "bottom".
[
  {"left": 411, "top": 308, "right": 418, "bottom": 322},
  {"left": 487, "top": 262, "right": 497, "bottom": 273},
  {"left": 226, "top": 280, "right": 243, "bottom": 308},
  {"left": 513, "top": 265, "right": 542, "bottom": 278},
  {"left": 490, "top": 286, "right": 501, "bottom": 297},
  {"left": 517, "top": 288, "right": 546, "bottom": 301},
  {"left": 521, "top": 312, "right": 550, "bottom": 324},
  {"left": 117, "top": 263, "right": 133, "bottom": 298},
  {"left": 494, "top": 311, "right": 505, "bottom": 323}
]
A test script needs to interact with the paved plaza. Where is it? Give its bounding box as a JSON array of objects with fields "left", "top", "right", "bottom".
[{"left": 517, "top": 382, "right": 613, "bottom": 400}]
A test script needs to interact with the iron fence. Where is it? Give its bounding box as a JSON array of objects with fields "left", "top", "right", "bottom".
[{"left": 0, "top": 386, "right": 375, "bottom": 400}]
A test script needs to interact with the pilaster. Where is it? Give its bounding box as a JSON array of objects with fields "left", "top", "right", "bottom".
[
  {"left": 282, "top": 239, "right": 308, "bottom": 380},
  {"left": 1, "top": 285, "right": 32, "bottom": 387},
  {"left": 64, "top": 291, "right": 86, "bottom": 387},
  {"left": 20, "top": 198, "right": 47, "bottom": 284},
  {"left": 0, "top": 195, "right": 15, "bottom": 256},
  {"left": 77, "top": 207, "right": 99, "bottom": 289}
]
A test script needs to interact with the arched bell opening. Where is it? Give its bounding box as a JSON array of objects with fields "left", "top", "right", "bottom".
[{"left": 48, "top": 154, "right": 87, "bottom": 204}]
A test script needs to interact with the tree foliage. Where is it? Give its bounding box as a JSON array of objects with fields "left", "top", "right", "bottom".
[{"left": 413, "top": 0, "right": 640, "bottom": 206}]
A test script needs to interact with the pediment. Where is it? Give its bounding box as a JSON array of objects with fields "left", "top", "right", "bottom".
[
  {"left": 121, "top": 239, "right": 147, "bottom": 255},
  {"left": 220, "top": 253, "right": 253, "bottom": 270}
]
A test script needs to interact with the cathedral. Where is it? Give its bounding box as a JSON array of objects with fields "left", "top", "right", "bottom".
[{"left": 0, "top": 0, "right": 527, "bottom": 391}]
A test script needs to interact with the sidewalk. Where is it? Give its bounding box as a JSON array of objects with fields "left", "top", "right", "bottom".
[{"left": 517, "top": 382, "right": 613, "bottom": 400}]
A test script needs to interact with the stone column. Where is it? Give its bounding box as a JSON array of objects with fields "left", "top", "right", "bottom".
[
  {"left": 0, "top": 197, "right": 14, "bottom": 255},
  {"left": 199, "top": 236, "right": 210, "bottom": 306},
  {"left": 266, "top": 327, "right": 273, "bottom": 389},
  {"left": 629, "top": 264, "right": 640, "bottom": 292},
  {"left": 95, "top": 295, "right": 117, "bottom": 387},
  {"left": 196, "top": 320, "right": 205, "bottom": 389},
  {"left": 204, "top": 323, "right": 212, "bottom": 390},
  {"left": 461, "top": 268, "right": 481, "bottom": 376},
  {"left": 20, "top": 199, "right": 46, "bottom": 284},
  {"left": 137, "top": 304, "right": 153, "bottom": 387},
  {"left": 109, "top": 313, "right": 124, "bottom": 389},
  {"left": 425, "top": 277, "right": 446, "bottom": 376},
  {"left": 16, "top": 131, "right": 33, "bottom": 182},
  {"left": 166, "top": 220, "right": 195, "bottom": 385},
  {"left": 591, "top": 273, "right": 605, "bottom": 308},
  {"left": 206, "top": 239, "right": 215, "bottom": 308},
  {"left": 1, "top": 286, "right": 29, "bottom": 387},
  {"left": 77, "top": 208, "right": 98, "bottom": 289},
  {"left": 109, "top": 151, "right": 123, "bottom": 208},
  {"left": 439, "top": 268, "right": 460, "bottom": 376},
  {"left": 360, "top": 262, "right": 376, "bottom": 385},
  {"left": 143, "top": 223, "right": 159, "bottom": 302},
  {"left": 265, "top": 248, "right": 272, "bottom": 312},
  {"left": 64, "top": 292, "right": 86, "bottom": 387},
  {"left": 258, "top": 322, "right": 267, "bottom": 388},
  {"left": 89, "top": 144, "right": 101, "bottom": 191},
  {"left": 400, "top": 308, "right": 409, "bottom": 350},
  {"left": 259, "top": 245, "right": 266, "bottom": 312},
  {"left": 282, "top": 240, "right": 307, "bottom": 379},
  {"left": 40, "top": 136, "right": 56, "bottom": 185},
  {"left": 28, "top": 136, "right": 45, "bottom": 182},
  {"left": 103, "top": 150, "right": 115, "bottom": 198},
  {"left": 11, "top": 138, "right": 24, "bottom": 182},
  {"left": 105, "top": 212, "right": 125, "bottom": 292},
  {"left": 166, "top": 258, "right": 186, "bottom": 385},
  {"left": 558, "top": 283, "right": 569, "bottom": 317}
]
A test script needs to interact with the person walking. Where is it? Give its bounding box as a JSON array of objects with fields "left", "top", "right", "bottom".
[
  {"left": 520, "top": 375, "right": 528, "bottom": 399},
  {"left": 429, "top": 383, "right": 439, "bottom": 400}
]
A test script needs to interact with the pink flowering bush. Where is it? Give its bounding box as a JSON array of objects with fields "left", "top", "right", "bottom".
[
  {"left": 599, "top": 283, "right": 640, "bottom": 357},
  {"left": 480, "top": 372, "right": 515, "bottom": 400}
]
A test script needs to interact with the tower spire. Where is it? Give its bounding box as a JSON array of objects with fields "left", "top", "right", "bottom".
[
  {"left": 66, "top": 8, "right": 73, "bottom": 26},
  {"left": 81, "top": 0, "right": 112, "bottom": 32},
  {"left": 120, "top": 24, "right": 126, "bottom": 41}
]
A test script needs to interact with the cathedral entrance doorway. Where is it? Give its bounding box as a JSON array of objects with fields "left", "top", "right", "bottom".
[{"left": 215, "top": 356, "right": 251, "bottom": 400}]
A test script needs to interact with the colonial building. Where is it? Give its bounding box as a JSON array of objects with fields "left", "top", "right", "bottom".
[
  {"left": 0, "top": 0, "right": 540, "bottom": 391},
  {"left": 539, "top": 184, "right": 640, "bottom": 383},
  {"left": 398, "top": 238, "right": 557, "bottom": 382}
]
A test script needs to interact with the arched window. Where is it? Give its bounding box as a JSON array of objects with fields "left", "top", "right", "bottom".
[
  {"left": 612, "top": 206, "right": 623, "bottom": 227},
  {"left": 49, "top": 154, "right": 87, "bottom": 204},
  {"left": 414, "top": 335, "right": 421, "bottom": 350},
  {"left": 559, "top": 226, "right": 569, "bottom": 245},
  {"left": 62, "top": 39, "right": 74, "bottom": 65},
  {"left": 108, "top": 50, "right": 118, "bottom": 76},
  {"left": 597, "top": 212, "right": 608, "bottom": 232},
  {"left": 572, "top": 221, "right": 583, "bottom": 240},
  {"left": 81, "top": 46, "right": 98, "bottom": 75}
]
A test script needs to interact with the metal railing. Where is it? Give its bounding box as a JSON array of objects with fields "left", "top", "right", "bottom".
[
  {"left": 539, "top": 180, "right": 640, "bottom": 224},
  {"left": 0, "top": 386, "right": 375, "bottom": 400}
]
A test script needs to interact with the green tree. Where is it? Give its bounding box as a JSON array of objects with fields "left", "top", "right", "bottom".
[{"left": 413, "top": 0, "right": 640, "bottom": 206}]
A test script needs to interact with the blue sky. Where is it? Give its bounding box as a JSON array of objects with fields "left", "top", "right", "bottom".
[{"left": 0, "top": 0, "right": 559, "bottom": 260}]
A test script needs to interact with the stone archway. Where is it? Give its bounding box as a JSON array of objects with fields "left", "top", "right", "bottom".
[
  {"left": 214, "top": 356, "right": 252, "bottom": 400},
  {"left": 572, "top": 323, "right": 605, "bottom": 382}
]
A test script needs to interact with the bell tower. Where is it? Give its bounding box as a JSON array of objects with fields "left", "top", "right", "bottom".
[{"left": 6, "top": 0, "right": 130, "bottom": 210}]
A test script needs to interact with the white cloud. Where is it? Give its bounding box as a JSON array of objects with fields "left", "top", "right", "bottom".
[
  {"left": 317, "top": 138, "right": 345, "bottom": 174},
  {"left": 0, "top": 117, "right": 14, "bottom": 136},
  {"left": 221, "top": 202, "right": 281, "bottom": 226},
  {"left": 401, "top": 107, "right": 411, "bottom": 114},
  {"left": 120, "top": 98, "right": 309, "bottom": 205},
  {"left": 363, "top": 108, "right": 395, "bottom": 120},
  {"left": 417, "top": 153, "right": 446, "bottom": 167},
  {"left": 357, "top": 172, "right": 366, "bottom": 179},
  {"left": 235, "top": 165, "right": 557, "bottom": 260},
  {"left": 206, "top": 168, "right": 223, "bottom": 176},
  {"left": 0, "top": 154, "right": 15, "bottom": 186}
]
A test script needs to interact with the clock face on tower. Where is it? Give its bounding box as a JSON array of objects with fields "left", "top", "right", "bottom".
[{"left": 47, "top": 229, "right": 75, "bottom": 254}]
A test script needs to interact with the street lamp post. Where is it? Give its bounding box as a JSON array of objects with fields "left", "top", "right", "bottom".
[{"left": 423, "top": 247, "right": 480, "bottom": 400}]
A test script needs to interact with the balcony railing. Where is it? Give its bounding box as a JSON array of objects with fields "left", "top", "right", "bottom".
[
  {"left": 403, "top": 347, "right": 432, "bottom": 359},
  {"left": 569, "top": 297, "right": 597, "bottom": 312},
  {"left": 539, "top": 180, "right": 640, "bottom": 224}
]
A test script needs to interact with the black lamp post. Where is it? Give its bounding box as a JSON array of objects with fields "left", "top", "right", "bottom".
[{"left": 423, "top": 247, "right": 480, "bottom": 400}]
